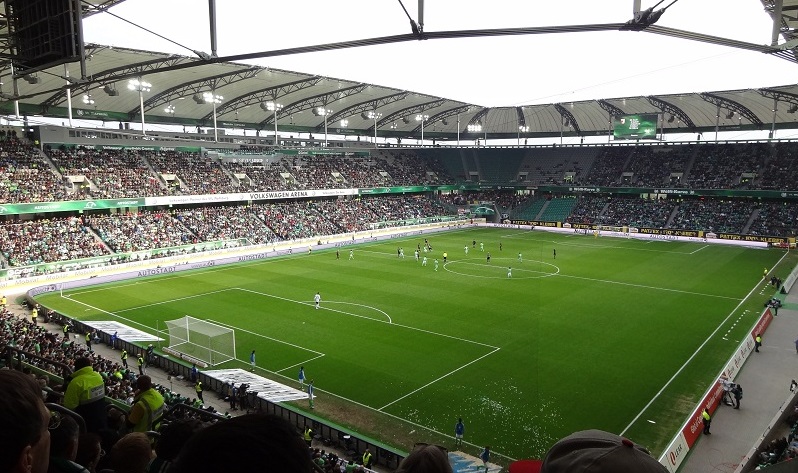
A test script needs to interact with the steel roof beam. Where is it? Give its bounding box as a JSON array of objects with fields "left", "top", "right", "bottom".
[
  {"left": 39, "top": 56, "right": 186, "bottom": 109},
  {"left": 377, "top": 99, "right": 444, "bottom": 129},
  {"left": 464, "top": 108, "right": 490, "bottom": 132},
  {"left": 202, "top": 76, "right": 323, "bottom": 121},
  {"left": 260, "top": 83, "right": 368, "bottom": 127},
  {"left": 412, "top": 104, "right": 472, "bottom": 131},
  {"left": 647, "top": 95, "right": 696, "bottom": 129},
  {"left": 699, "top": 92, "right": 763, "bottom": 126},
  {"left": 516, "top": 106, "right": 526, "bottom": 129},
  {"left": 553, "top": 103, "right": 581, "bottom": 135},
  {"left": 758, "top": 87, "right": 798, "bottom": 109},
  {"left": 325, "top": 91, "right": 409, "bottom": 125},
  {"left": 133, "top": 66, "right": 262, "bottom": 115},
  {"left": 598, "top": 99, "right": 625, "bottom": 118}
]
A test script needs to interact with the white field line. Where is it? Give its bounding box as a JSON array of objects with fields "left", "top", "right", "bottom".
[
  {"left": 64, "top": 228, "right": 477, "bottom": 298},
  {"left": 58, "top": 293, "right": 156, "bottom": 332},
  {"left": 207, "top": 319, "right": 325, "bottom": 356},
  {"left": 378, "top": 346, "right": 501, "bottom": 411},
  {"left": 690, "top": 245, "right": 709, "bottom": 254},
  {"left": 555, "top": 273, "right": 740, "bottom": 300},
  {"left": 451, "top": 259, "right": 738, "bottom": 300},
  {"left": 114, "top": 288, "right": 236, "bottom": 313},
  {"left": 235, "top": 287, "right": 498, "bottom": 349},
  {"left": 619, "top": 249, "right": 791, "bottom": 436},
  {"left": 66, "top": 251, "right": 316, "bottom": 297},
  {"left": 325, "top": 301, "right": 392, "bottom": 324}
]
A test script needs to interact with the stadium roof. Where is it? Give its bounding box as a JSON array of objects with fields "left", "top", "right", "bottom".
[{"left": 2, "top": 1, "right": 798, "bottom": 140}]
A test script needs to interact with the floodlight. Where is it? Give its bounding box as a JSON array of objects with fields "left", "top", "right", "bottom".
[
  {"left": 128, "top": 79, "right": 151, "bottom": 92},
  {"left": 82, "top": 94, "right": 95, "bottom": 105},
  {"left": 415, "top": 114, "right": 429, "bottom": 122},
  {"left": 340, "top": 119, "right": 349, "bottom": 127},
  {"left": 518, "top": 126, "right": 529, "bottom": 132},
  {"left": 22, "top": 75, "right": 40, "bottom": 84},
  {"left": 203, "top": 92, "right": 222, "bottom": 104},
  {"left": 164, "top": 104, "right": 176, "bottom": 114},
  {"left": 468, "top": 124, "right": 482, "bottom": 133},
  {"left": 367, "top": 111, "right": 382, "bottom": 120}
]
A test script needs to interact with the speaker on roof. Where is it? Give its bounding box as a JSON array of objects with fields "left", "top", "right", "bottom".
[{"left": 6, "top": 0, "right": 83, "bottom": 72}]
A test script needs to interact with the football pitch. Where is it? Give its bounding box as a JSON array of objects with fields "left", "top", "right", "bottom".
[{"left": 35, "top": 227, "right": 795, "bottom": 460}]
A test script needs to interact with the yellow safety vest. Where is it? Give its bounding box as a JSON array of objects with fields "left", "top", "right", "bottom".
[
  {"left": 132, "top": 388, "right": 165, "bottom": 432},
  {"left": 64, "top": 366, "right": 105, "bottom": 410}
]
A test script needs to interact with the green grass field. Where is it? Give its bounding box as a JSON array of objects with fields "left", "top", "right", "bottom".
[{"left": 35, "top": 227, "right": 794, "bottom": 461}]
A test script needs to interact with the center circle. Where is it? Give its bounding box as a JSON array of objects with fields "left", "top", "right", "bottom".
[{"left": 442, "top": 258, "right": 560, "bottom": 279}]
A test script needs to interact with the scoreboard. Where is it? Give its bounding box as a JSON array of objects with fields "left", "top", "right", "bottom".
[{"left": 613, "top": 113, "right": 658, "bottom": 140}]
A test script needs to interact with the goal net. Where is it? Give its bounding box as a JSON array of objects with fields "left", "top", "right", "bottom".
[{"left": 164, "top": 316, "right": 236, "bottom": 366}]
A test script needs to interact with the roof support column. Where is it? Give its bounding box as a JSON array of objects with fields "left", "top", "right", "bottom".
[
  {"left": 457, "top": 114, "right": 460, "bottom": 146},
  {"left": 771, "top": 98, "right": 778, "bottom": 139},
  {"left": 714, "top": 104, "right": 720, "bottom": 142},
  {"left": 10, "top": 62, "right": 20, "bottom": 119},
  {"left": 771, "top": 0, "right": 784, "bottom": 46},
  {"left": 607, "top": 112, "right": 612, "bottom": 143},
  {"left": 65, "top": 65, "right": 73, "bottom": 128},
  {"left": 208, "top": 0, "right": 219, "bottom": 57}
]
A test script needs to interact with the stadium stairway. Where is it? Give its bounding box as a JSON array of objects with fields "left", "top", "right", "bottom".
[{"left": 680, "top": 283, "right": 798, "bottom": 473}]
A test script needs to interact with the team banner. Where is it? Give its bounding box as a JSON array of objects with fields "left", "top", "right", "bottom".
[
  {"left": 360, "top": 185, "right": 481, "bottom": 195},
  {"left": 144, "top": 188, "right": 357, "bottom": 206},
  {"left": 46, "top": 143, "right": 202, "bottom": 152},
  {"left": 542, "top": 186, "right": 798, "bottom": 199},
  {"left": 0, "top": 198, "right": 144, "bottom": 216}
]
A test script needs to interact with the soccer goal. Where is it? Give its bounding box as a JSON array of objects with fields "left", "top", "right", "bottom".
[{"left": 164, "top": 316, "right": 236, "bottom": 366}]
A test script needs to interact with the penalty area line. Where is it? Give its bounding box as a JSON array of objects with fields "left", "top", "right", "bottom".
[
  {"left": 207, "top": 319, "right": 325, "bottom": 356},
  {"left": 620, "top": 249, "right": 791, "bottom": 437},
  {"left": 378, "top": 346, "right": 500, "bottom": 411}
]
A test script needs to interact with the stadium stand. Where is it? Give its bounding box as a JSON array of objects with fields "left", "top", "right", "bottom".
[
  {"left": 0, "top": 137, "right": 69, "bottom": 203},
  {"left": 46, "top": 147, "right": 165, "bottom": 198}
]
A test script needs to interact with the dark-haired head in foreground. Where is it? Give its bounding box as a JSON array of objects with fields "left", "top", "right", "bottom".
[
  {"left": 170, "top": 414, "right": 312, "bottom": 473},
  {"left": 0, "top": 369, "right": 51, "bottom": 473}
]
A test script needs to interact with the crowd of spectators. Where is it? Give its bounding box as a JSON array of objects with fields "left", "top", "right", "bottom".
[
  {"left": 757, "top": 142, "right": 798, "bottom": 191},
  {"left": 670, "top": 199, "right": 757, "bottom": 234},
  {"left": 0, "top": 137, "right": 68, "bottom": 203},
  {"left": 175, "top": 206, "right": 280, "bottom": 245},
  {"left": 224, "top": 159, "right": 289, "bottom": 191},
  {"left": 4, "top": 139, "right": 798, "bottom": 204},
  {"left": 583, "top": 147, "right": 631, "bottom": 187},
  {"left": 0, "top": 196, "right": 455, "bottom": 269},
  {"left": 87, "top": 211, "right": 197, "bottom": 253},
  {"left": 0, "top": 217, "right": 109, "bottom": 267},
  {"left": 688, "top": 143, "right": 769, "bottom": 189},
  {"left": 623, "top": 145, "right": 694, "bottom": 188},
  {"left": 145, "top": 151, "right": 237, "bottom": 195},
  {"left": 564, "top": 196, "right": 610, "bottom": 225},
  {"left": 747, "top": 201, "right": 798, "bottom": 237},
  {"left": 598, "top": 197, "right": 678, "bottom": 228},
  {"left": 47, "top": 147, "right": 165, "bottom": 198}
]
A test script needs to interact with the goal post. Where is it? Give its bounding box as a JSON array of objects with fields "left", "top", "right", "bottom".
[{"left": 164, "top": 316, "right": 236, "bottom": 366}]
